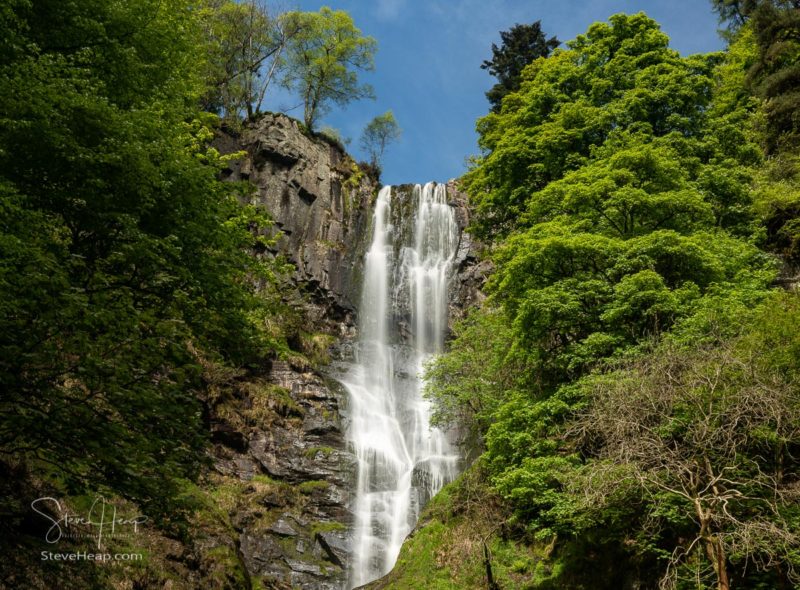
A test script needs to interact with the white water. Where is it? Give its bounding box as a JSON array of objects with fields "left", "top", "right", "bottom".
[{"left": 342, "top": 183, "right": 461, "bottom": 588}]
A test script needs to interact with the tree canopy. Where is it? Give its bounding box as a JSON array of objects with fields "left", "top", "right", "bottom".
[
  {"left": 200, "top": 0, "right": 299, "bottom": 122},
  {"left": 481, "top": 21, "right": 560, "bottom": 112},
  {"left": 281, "top": 7, "right": 376, "bottom": 130},
  {"left": 0, "top": 0, "right": 284, "bottom": 525},
  {"left": 425, "top": 12, "right": 800, "bottom": 589},
  {"left": 481, "top": 21, "right": 559, "bottom": 112}
]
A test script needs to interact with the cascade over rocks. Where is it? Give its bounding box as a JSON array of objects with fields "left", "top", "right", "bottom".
[
  {"left": 215, "top": 113, "right": 485, "bottom": 328},
  {"left": 206, "top": 113, "right": 487, "bottom": 587}
]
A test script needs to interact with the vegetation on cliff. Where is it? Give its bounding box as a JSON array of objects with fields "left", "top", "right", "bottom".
[{"left": 0, "top": 1, "right": 372, "bottom": 588}]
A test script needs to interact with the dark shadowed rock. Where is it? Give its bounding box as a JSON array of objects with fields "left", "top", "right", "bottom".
[
  {"left": 316, "top": 530, "right": 351, "bottom": 567},
  {"left": 215, "top": 113, "right": 377, "bottom": 320}
]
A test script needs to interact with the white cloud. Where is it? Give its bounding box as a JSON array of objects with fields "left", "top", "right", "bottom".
[{"left": 375, "top": 0, "right": 407, "bottom": 21}]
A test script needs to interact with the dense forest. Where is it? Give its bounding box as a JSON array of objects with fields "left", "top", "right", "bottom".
[
  {"left": 0, "top": 1, "right": 381, "bottom": 588},
  {"left": 406, "top": 2, "right": 800, "bottom": 589},
  {"left": 1, "top": 0, "right": 799, "bottom": 589}
]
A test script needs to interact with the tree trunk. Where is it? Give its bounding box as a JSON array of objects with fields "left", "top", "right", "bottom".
[
  {"left": 703, "top": 536, "right": 730, "bottom": 590},
  {"left": 483, "top": 540, "right": 500, "bottom": 590}
]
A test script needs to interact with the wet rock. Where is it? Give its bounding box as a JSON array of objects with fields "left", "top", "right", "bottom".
[{"left": 302, "top": 405, "right": 340, "bottom": 436}]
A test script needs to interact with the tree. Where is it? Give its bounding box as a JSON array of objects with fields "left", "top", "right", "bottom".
[
  {"left": 0, "top": 0, "right": 283, "bottom": 526},
  {"left": 423, "top": 307, "right": 527, "bottom": 448},
  {"left": 425, "top": 14, "right": 788, "bottom": 587},
  {"left": 359, "top": 110, "right": 401, "bottom": 170},
  {"left": 480, "top": 21, "right": 559, "bottom": 112},
  {"left": 709, "top": 1, "right": 800, "bottom": 152},
  {"left": 570, "top": 299, "right": 800, "bottom": 589},
  {"left": 281, "top": 7, "right": 376, "bottom": 130},
  {"left": 465, "top": 13, "right": 762, "bottom": 240},
  {"left": 201, "top": 0, "right": 299, "bottom": 121},
  {"left": 747, "top": 1, "right": 800, "bottom": 153},
  {"left": 711, "top": 0, "right": 758, "bottom": 28}
]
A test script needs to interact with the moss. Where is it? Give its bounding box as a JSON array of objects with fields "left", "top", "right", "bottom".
[
  {"left": 341, "top": 159, "right": 366, "bottom": 217},
  {"left": 310, "top": 520, "right": 347, "bottom": 536},
  {"left": 298, "top": 480, "right": 330, "bottom": 495},
  {"left": 193, "top": 473, "right": 295, "bottom": 537},
  {"left": 304, "top": 446, "right": 336, "bottom": 459},
  {"left": 205, "top": 545, "right": 248, "bottom": 588},
  {"left": 251, "top": 473, "right": 277, "bottom": 485},
  {"left": 244, "top": 382, "right": 304, "bottom": 422},
  {"left": 365, "top": 470, "right": 551, "bottom": 590},
  {"left": 297, "top": 332, "right": 336, "bottom": 367}
]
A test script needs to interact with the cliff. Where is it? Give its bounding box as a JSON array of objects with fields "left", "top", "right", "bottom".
[
  {"left": 215, "top": 113, "right": 374, "bottom": 324},
  {"left": 216, "top": 113, "right": 486, "bottom": 327},
  {"left": 203, "top": 113, "right": 487, "bottom": 589}
]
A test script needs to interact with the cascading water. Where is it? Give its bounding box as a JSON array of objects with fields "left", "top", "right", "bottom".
[{"left": 341, "top": 183, "right": 461, "bottom": 588}]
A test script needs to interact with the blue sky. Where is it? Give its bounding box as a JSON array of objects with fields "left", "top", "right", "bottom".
[{"left": 263, "top": 1, "right": 726, "bottom": 185}]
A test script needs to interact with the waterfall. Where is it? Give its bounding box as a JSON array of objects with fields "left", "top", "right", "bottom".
[{"left": 341, "top": 183, "right": 461, "bottom": 588}]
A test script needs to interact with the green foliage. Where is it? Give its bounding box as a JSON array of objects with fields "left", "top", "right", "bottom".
[
  {"left": 712, "top": 1, "right": 800, "bottom": 153},
  {"left": 711, "top": 0, "right": 759, "bottom": 28},
  {"left": 427, "top": 11, "right": 798, "bottom": 589},
  {"left": 199, "top": 0, "right": 295, "bottom": 122},
  {"left": 465, "top": 13, "right": 759, "bottom": 240},
  {"left": 481, "top": 21, "right": 560, "bottom": 112},
  {"left": 752, "top": 155, "right": 800, "bottom": 263},
  {"left": 0, "top": 0, "right": 286, "bottom": 527},
  {"left": 359, "top": 110, "right": 401, "bottom": 171},
  {"left": 424, "top": 307, "right": 529, "bottom": 446},
  {"left": 747, "top": 1, "right": 800, "bottom": 153},
  {"left": 566, "top": 294, "right": 800, "bottom": 588},
  {"left": 281, "top": 7, "right": 376, "bottom": 129},
  {"left": 493, "top": 224, "right": 772, "bottom": 382}
]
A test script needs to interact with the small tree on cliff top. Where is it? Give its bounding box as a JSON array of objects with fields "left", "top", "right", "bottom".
[{"left": 360, "top": 111, "right": 401, "bottom": 171}]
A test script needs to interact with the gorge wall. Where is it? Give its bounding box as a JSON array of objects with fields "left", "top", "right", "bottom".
[
  {"left": 195, "top": 113, "right": 487, "bottom": 589},
  {"left": 216, "top": 113, "right": 486, "bottom": 324}
]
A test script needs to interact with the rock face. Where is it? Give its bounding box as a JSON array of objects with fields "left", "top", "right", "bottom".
[
  {"left": 207, "top": 359, "right": 356, "bottom": 590},
  {"left": 216, "top": 113, "right": 376, "bottom": 323},
  {"left": 445, "top": 179, "right": 491, "bottom": 322},
  {"left": 215, "top": 114, "right": 486, "bottom": 328}
]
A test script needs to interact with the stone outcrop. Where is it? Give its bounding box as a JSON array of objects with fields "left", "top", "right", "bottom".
[
  {"left": 216, "top": 113, "right": 377, "bottom": 324},
  {"left": 204, "top": 358, "right": 356, "bottom": 590},
  {"left": 445, "top": 179, "right": 491, "bottom": 322}
]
